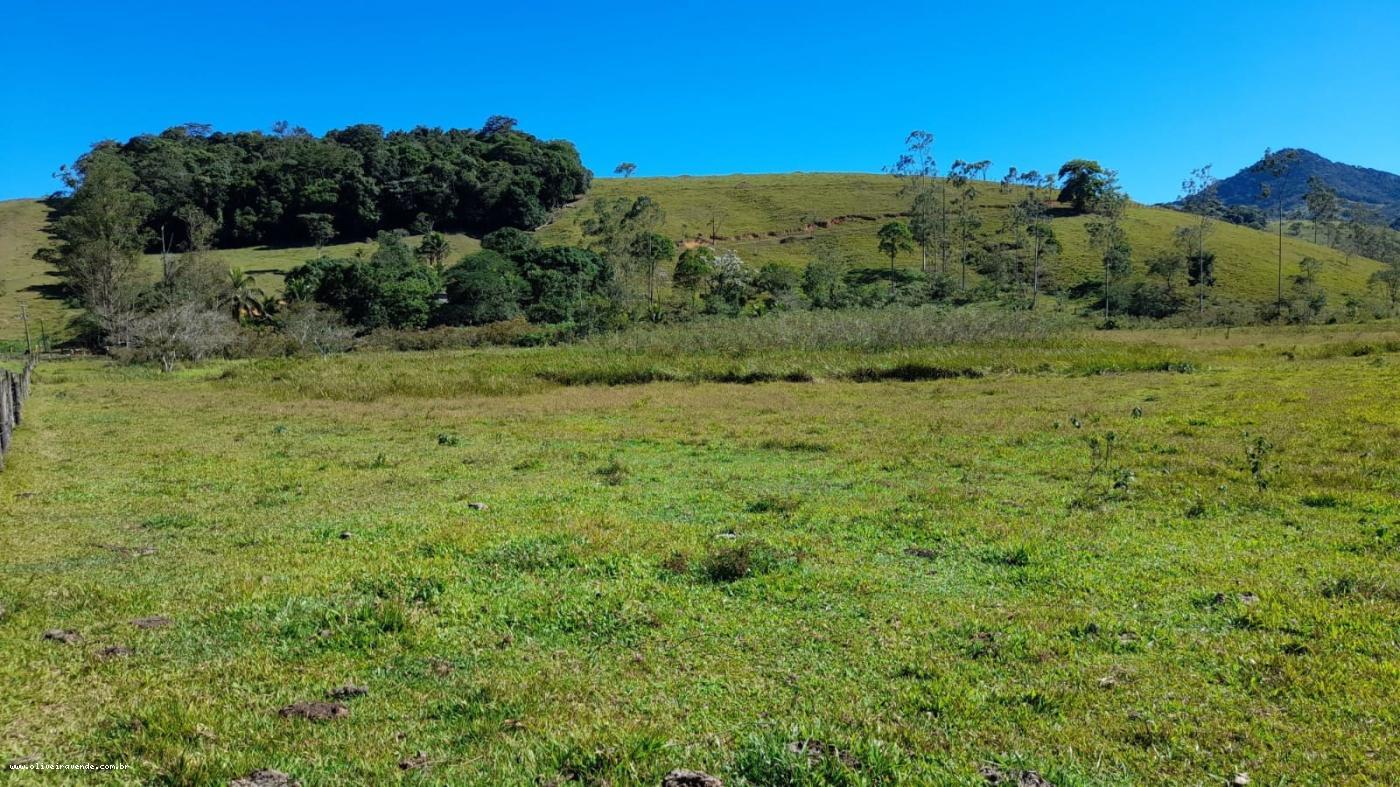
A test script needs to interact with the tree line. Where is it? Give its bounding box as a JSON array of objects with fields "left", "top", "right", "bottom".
[
  {"left": 34, "top": 127, "right": 1400, "bottom": 370},
  {"left": 48, "top": 118, "right": 591, "bottom": 250}
]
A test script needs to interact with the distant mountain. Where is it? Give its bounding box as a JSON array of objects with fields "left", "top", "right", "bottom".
[{"left": 1215, "top": 148, "right": 1400, "bottom": 227}]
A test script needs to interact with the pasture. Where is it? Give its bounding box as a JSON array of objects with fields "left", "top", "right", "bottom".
[{"left": 1, "top": 319, "right": 1397, "bottom": 784}]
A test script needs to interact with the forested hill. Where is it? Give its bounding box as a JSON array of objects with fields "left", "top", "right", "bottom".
[
  {"left": 53, "top": 118, "right": 591, "bottom": 249},
  {"left": 1216, "top": 148, "right": 1400, "bottom": 226}
]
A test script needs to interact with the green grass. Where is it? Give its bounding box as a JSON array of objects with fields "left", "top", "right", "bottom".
[
  {"left": 2, "top": 321, "right": 1398, "bottom": 784},
  {"left": 2, "top": 173, "right": 1389, "bottom": 344},
  {"left": 539, "top": 174, "right": 1386, "bottom": 304},
  {"left": 0, "top": 197, "right": 478, "bottom": 343}
]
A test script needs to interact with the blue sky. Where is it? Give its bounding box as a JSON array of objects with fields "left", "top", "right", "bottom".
[{"left": 3, "top": 0, "right": 1398, "bottom": 203}]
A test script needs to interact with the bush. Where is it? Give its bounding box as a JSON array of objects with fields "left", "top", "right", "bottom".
[{"left": 439, "top": 250, "right": 527, "bottom": 325}]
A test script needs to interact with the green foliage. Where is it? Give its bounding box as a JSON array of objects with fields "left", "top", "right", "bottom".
[
  {"left": 673, "top": 246, "right": 715, "bottom": 292},
  {"left": 439, "top": 251, "right": 526, "bottom": 325},
  {"left": 52, "top": 120, "right": 591, "bottom": 249},
  {"left": 876, "top": 221, "right": 914, "bottom": 269},
  {"left": 284, "top": 232, "right": 441, "bottom": 330},
  {"left": 1056, "top": 159, "right": 1111, "bottom": 213},
  {"left": 481, "top": 227, "right": 539, "bottom": 260}
]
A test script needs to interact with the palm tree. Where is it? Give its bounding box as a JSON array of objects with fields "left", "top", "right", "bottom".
[{"left": 225, "top": 268, "right": 266, "bottom": 322}]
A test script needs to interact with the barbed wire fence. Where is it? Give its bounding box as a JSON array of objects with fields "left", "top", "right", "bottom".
[{"left": 0, "top": 356, "right": 36, "bottom": 471}]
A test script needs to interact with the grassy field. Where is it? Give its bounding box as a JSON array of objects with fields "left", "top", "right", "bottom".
[
  {"left": 1, "top": 319, "right": 1397, "bottom": 784},
  {"left": 0, "top": 198, "right": 477, "bottom": 344},
  {"left": 538, "top": 175, "right": 1385, "bottom": 303},
  {"left": 2, "top": 174, "right": 1387, "bottom": 343}
]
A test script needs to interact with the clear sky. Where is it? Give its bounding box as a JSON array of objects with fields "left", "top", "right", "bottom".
[{"left": 3, "top": 0, "right": 1398, "bottom": 203}]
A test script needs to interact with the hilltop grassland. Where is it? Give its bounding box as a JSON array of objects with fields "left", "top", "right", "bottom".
[
  {"left": 538, "top": 174, "right": 1386, "bottom": 302},
  {"left": 1, "top": 320, "right": 1397, "bottom": 784}
]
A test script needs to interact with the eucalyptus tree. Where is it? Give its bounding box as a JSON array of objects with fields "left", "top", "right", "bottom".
[
  {"left": 614, "top": 162, "right": 637, "bottom": 178},
  {"left": 1009, "top": 174, "right": 1058, "bottom": 309},
  {"left": 1251, "top": 148, "right": 1298, "bottom": 309},
  {"left": 1304, "top": 176, "right": 1339, "bottom": 245},
  {"left": 888, "top": 131, "right": 940, "bottom": 271},
  {"left": 947, "top": 162, "right": 981, "bottom": 289},
  {"left": 1178, "top": 165, "right": 1219, "bottom": 318},
  {"left": 1086, "top": 188, "right": 1132, "bottom": 321}
]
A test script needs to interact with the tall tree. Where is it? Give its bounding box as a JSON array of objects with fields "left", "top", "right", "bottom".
[
  {"left": 947, "top": 162, "right": 981, "bottom": 289},
  {"left": 1304, "top": 176, "right": 1339, "bottom": 245},
  {"left": 1251, "top": 148, "right": 1298, "bottom": 310},
  {"left": 1178, "top": 165, "right": 1219, "bottom": 318},
  {"left": 888, "top": 131, "right": 939, "bottom": 271},
  {"left": 613, "top": 162, "right": 637, "bottom": 178},
  {"left": 1085, "top": 188, "right": 1132, "bottom": 322},
  {"left": 35, "top": 150, "right": 153, "bottom": 345}
]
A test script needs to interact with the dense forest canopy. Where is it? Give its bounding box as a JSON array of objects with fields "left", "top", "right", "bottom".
[{"left": 57, "top": 118, "right": 592, "bottom": 249}]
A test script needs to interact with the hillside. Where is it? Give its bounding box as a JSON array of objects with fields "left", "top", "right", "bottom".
[
  {"left": 538, "top": 173, "right": 1385, "bottom": 303},
  {"left": 0, "top": 199, "right": 477, "bottom": 344},
  {"left": 2, "top": 173, "right": 1388, "bottom": 342},
  {"left": 1216, "top": 148, "right": 1400, "bottom": 226}
]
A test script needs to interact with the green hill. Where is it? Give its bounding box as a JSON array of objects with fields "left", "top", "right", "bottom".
[
  {"left": 0, "top": 199, "right": 477, "bottom": 343},
  {"left": 538, "top": 173, "right": 1386, "bottom": 303},
  {"left": 1, "top": 173, "right": 1388, "bottom": 342}
]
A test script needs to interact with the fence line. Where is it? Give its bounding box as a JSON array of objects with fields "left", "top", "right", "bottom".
[{"left": 0, "top": 357, "right": 36, "bottom": 471}]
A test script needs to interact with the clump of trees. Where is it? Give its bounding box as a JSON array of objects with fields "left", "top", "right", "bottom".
[{"left": 52, "top": 118, "right": 591, "bottom": 250}]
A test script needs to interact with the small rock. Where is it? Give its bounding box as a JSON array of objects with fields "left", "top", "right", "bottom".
[
  {"left": 1231, "top": 774, "right": 1250, "bottom": 786},
  {"left": 230, "top": 769, "right": 299, "bottom": 787},
  {"left": 131, "top": 616, "right": 172, "bottom": 630},
  {"left": 467, "top": 502, "right": 488, "bottom": 511},
  {"left": 278, "top": 701, "right": 348, "bottom": 721},
  {"left": 338, "top": 531, "right": 352, "bottom": 540},
  {"left": 663, "top": 769, "right": 723, "bottom": 787},
  {"left": 1097, "top": 674, "right": 1117, "bottom": 688},
  {"left": 715, "top": 531, "right": 738, "bottom": 540},
  {"left": 97, "top": 645, "right": 134, "bottom": 658},
  {"left": 1239, "top": 593, "right": 1259, "bottom": 606},
  {"left": 325, "top": 685, "right": 368, "bottom": 700},
  {"left": 42, "top": 629, "right": 81, "bottom": 644},
  {"left": 398, "top": 752, "right": 430, "bottom": 771}
]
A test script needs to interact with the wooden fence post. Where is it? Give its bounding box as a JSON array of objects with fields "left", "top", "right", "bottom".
[{"left": 0, "top": 370, "right": 12, "bottom": 468}]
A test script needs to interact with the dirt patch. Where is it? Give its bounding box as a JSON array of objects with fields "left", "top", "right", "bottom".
[
  {"left": 787, "top": 739, "right": 861, "bottom": 769},
  {"left": 42, "top": 629, "right": 81, "bottom": 644},
  {"left": 663, "top": 769, "right": 723, "bottom": 787},
  {"left": 905, "top": 547, "right": 939, "bottom": 559},
  {"left": 96, "top": 645, "right": 134, "bottom": 658},
  {"left": 131, "top": 616, "right": 172, "bottom": 629},
  {"left": 278, "top": 701, "right": 348, "bottom": 721},
  {"left": 325, "top": 685, "right": 368, "bottom": 700},
  {"left": 980, "top": 765, "right": 1054, "bottom": 786},
  {"left": 230, "top": 770, "right": 299, "bottom": 787},
  {"left": 398, "top": 752, "right": 431, "bottom": 771}
]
